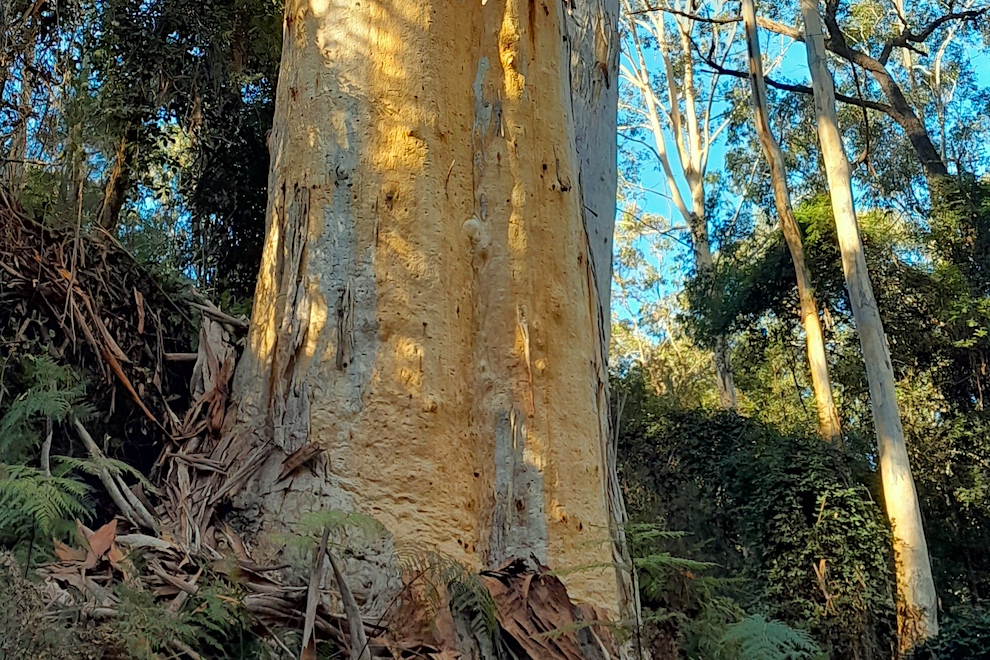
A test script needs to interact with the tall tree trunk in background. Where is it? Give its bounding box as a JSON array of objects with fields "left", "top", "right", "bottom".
[
  {"left": 801, "top": 1, "right": 937, "bottom": 650},
  {"left": 623, "top": 1, "right": 738, "bottom": 409},
  {"left": 216, "top": 0, "right": 631, "bottom": 622},
  {"left": 99, "top": 127, "right": 136, "bottom": 230},
  {"left": 5, "top": 40, "right": 34, "bottom": 192},
  {"left": 691, "top": 222, "right": 738, "bottom": 410},
  {"left": 741, "top": 0, "right": 841, "bottom": 444}
]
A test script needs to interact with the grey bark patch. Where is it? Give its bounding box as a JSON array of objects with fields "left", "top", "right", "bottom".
[{"left": 489, "top": 408, "right": 548, "bottom": 568}]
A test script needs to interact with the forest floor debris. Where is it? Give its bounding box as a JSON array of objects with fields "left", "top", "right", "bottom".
[{"left": 0, "top": 188, "right": 626, "bottom": 658}]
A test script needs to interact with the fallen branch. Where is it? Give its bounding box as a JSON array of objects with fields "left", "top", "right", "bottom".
[
  {"left": 328, "top": 548, "right": 371, "bottom": 660},
  {"left": 301, "top": 526, "right": 330, "bottom": 658},
  {"left": 73, "top": 418, "right": 159, "bottom": 532},
  {"left": 188, "top": 302, "right": 250, "bottom": 331}
]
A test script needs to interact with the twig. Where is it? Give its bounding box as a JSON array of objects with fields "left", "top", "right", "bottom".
[
  {"left": 115, "top": 474, "right": 159, "bottom": 532},
  {"left": 688, "top": 35, "right": 894, "bottom": 114},
  {"left": 115, "top": 534, "right": 174, "bottom": 551},
  {"left": 151, "top": 563, "right": 201, "bottom": 596},
  {"left": 260, "top": 619, "right": 295, "bottom": 657},
  {"left": 165, "top": 353, "right": 199, "bottom": 362},
  {"left": 626, "top": 4, "right": 803, "bottom": 39},
  {"left": 73, "top": 417, "right": 143, "bottom": 528},
  {"left": 169, "top": 639, "right": 203, "bottom": 660},
  {"left": 0, "top": 157, "right": 58, "bottom": 167}
]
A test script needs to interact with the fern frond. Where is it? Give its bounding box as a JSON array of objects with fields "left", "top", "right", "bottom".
[
  {"left": 0, "top": 462, "right": 93, "bottom": 538},
  {"left": 397, "top": 546, "right": 500, "bottom": 644},
  {"left": 0, "top": 356, "right": 87, "bottom": 461},
  {"left": 626, "top": 522, "right": 691, "bottom": 542},
  {"left": 721, "top": 614, "right": 823, "bottom": 659},
  {"left": 55, "top": 455, "right": 157, "bottom": 493},
  {"left": 293, "top": 509, "right": 387, "bottom": 539}
]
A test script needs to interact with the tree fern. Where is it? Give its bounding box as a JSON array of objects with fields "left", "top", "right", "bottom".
[
  {"left": 291, "top": 509, "right": 388, "bottom": 542},
  {"left": 113, "top": 581, "right": 271, "bottom": 660},
  {"left": 627, "top": 522, "right": 715, "bottom": 602},
  {"left": 0, "top": 355, "right": 91, "bottom": 462},
  {"left": 57, "top": 454, "right": 157, "bottom": 493}
]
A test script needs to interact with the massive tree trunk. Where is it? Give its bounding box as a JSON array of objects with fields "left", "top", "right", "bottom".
[
  {"left": 801, "top": 1, "right": 938, "bottom": 650},
  {"left": 217, "top": 0, "right": 630, "bottom": 623},
  {"left": 741, "top": 0, "right": 841, "bottom": 444}
]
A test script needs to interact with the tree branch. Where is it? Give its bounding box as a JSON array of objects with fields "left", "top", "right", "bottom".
[
  {"left": 691, "top": 39, "right": 895, "bottom": 115},
  {"left": 880, "top": 6, "right": 990, "bottom": 64},
  {"left": 908, "top": 6, "right": 989, "bottom": 43},
  {"left": 627, "top": 4, "right": 740, "bottom": 23},
  {"left": 625, "top": 4, "right": 804, "bottom": 41}
]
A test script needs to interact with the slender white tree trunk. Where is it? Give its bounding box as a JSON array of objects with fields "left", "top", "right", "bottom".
[
  {"left": 741, "top": 0, "right": 841, "bottom": 443},
  {"left": 690, "top": 217, "right": 738, "bottom": 410},
  {"left": 215, "top": 0, "right": 629, "bottom": 621},
  {"left": 800, "top": 1, "right": 937, "bottom": 649},
  {"left": 622, "top": 3, "right": 739, "bottom": 408}
]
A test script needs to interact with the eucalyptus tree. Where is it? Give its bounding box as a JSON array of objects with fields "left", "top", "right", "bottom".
[
  {"left": 741, "top": 0, "right": 843, "bottom": 443},
  {"left": 206, "top": 0, "right": 635, "bottom": 625},
  {"left": 800, "top": 0, "right": 938, "bottom": 648},
  {"left": 1, "top": 1, "right": 76, "bottom": 190},
  {"left": 696, "top": 0, "right": 989, "bottom": 191},
  {"left": 620, "top": 0, "right": 741, "bottom": 409}
]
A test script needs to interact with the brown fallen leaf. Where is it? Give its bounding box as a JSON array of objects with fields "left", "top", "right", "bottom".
[
  {"left": 53, "top": 538, "right": 88, "bottom": 563},
  {"left": 88, "top": 519, "right": 118, "bottom": 558},
  {"left": 134, "top": 288, "right": 145, "bottom": 334},
  {"left": 81, "top": 551, "right": 98, "bottom": 571},
  {"left": 75, "top": 520, "right": 95, "bottom": 550},
  {"left": 107, "top": 543, "right": 125, "bottom": 566}
]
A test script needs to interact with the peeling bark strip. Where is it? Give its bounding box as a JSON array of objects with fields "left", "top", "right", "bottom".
[
  {"left": 268, "top": 185, "right": 312, "bottom": 454},
  {"left": 210, "top": 0, "right": 628, "bottom": 624}
]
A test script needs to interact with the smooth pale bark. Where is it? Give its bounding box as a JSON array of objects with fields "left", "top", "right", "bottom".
[
  {"left": 800, "top": 1, "right": 937, "bottom": 649},
  {"left": 623, "top": 2, "right": 738, "bottom": 408},
  {"left": 218, "top": 0, "right": 629, "bottom": 621},
  {"left": 741, "top": 0, "right": 841, "bottom": 444}
]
